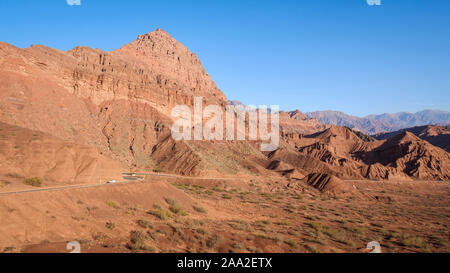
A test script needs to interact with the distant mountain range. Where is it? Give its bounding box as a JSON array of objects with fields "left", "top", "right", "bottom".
[{"left": 305, "top": 110, "right": 450, "bottom": 135}]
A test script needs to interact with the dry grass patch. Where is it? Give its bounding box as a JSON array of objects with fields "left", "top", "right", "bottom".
[
  {"left": 165, "top": 198, "right": 188, "bottom": 216},
  {"left": 23, "top": 177, "right": 43, "bottom": 187},
  {"left": 6, "top": 173, "right": 24, "bottom": 179},
  {"left": 148, "top": 207, "right": 172, "bottom": 220},
  {"left": 105, "top": 200, "right": 120, "bottom": 209},
  {"left": 401, "top": 235, "right": 428, "bottom": 249},
  {"left": 206, "top": 234, "right": 225, "bottom": 248},
  {"left": 193, "top": 206, "right": 207, "bottom": 214},
  {"left": 127, "top": 230, "right": 154, "bottom": 251},
  {"left": 105, "top": 221, "right": 115, "bottom": 230},
  {"left": 137, "top": 219, "right": 153, "bottom": 229},
  {"left": 284, "top": 239, "right": 299, "bottom": 249}
]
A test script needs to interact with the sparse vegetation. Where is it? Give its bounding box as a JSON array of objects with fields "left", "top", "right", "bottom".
[
  {"left": 148, "top": 207, "right": 172, "bottom": 220},
  {"left": 165, "top": 198, "right": 188, "bottom": 216},
  {"left": 23, "top": 177, "right": 43, "bottom": 187},
  {"left": 254, "top": 233, "right": 281, "bottom": 243},
  {"left": 6, "top": 173, "right": 24, "bottom": 179},
  {"left": 305, "top": 244, "right": 320, "bottom": 253},
  {"left": 284, "top": 240, "right": 298, "bottom": 249},
  {"left": 193, "top": 206, "right": 207, "bottom": 214},
  {"left": 1, "top": 159, "right": 446, "bottom": 254},
  {"left": 344, "top": 224, "right": 366, "bottom": 235},
  {"left": 105, "top": 200, "right": 120, "bottom": 209},
  {"left": 401, "top": 235, "right": 427, "bottom": 249},
  {"left": 105, "top": 221, "right": 115, "bottom": 230},
  {"left": 127, "top": 230, "right": 154, "bottom": 251},
  {"left": 254, "top": 220, "right": 270, "bottom": 226},
  {"left": 137, "top": 219, "right": 153, "bottom": 229},
  {"left": 93, "top": 232, "right": 110, "bottom": 242},
  {"left": 206, "top": 235, "right": 224, "bottom": 248},
  {"left": 222, "top": 194, "right": 232, "bottom": 200}
]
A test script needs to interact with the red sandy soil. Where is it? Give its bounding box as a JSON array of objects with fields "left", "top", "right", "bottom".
[
  {"left": 0, "top": 175, "right": 448, "bottom": 253},
  {"left": 0, "top": 122, "right": 123, "bottom": 188}
]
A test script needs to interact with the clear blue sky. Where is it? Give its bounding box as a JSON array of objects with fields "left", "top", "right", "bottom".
[{"left": 0, "top": 0, "right": 449, "bottom": 116}]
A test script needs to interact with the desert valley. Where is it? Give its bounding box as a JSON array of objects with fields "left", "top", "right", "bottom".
[{"left": 0, "top": 29, "right": 449, "bottom": 253}]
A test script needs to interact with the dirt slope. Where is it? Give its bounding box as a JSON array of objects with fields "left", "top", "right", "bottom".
[
  {"left": 303, "top": 173, "right": 362, "bottom": 199},
  {"left": 0, "top": 122, "right": 123, "bottom": 187},
  {"left": 0, "top": 179, "right": 201, "bottom": 249}
]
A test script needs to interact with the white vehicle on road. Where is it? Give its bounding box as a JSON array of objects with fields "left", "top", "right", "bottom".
[{"left": 106, "top": 180, "right": 117, "bottom": 184}]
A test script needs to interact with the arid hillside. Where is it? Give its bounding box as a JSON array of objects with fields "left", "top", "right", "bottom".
[
  {"left": 0, "top": 30, "right": 267, "bottom": 176},
  {"left": 1, "top": 29, "right": 449, "bottom": 182},
  {"left": 0, "top": 122, "right": 123, "bottom": 188},
  {"left": 277, "top": 126, "right": 450, "bottom": 181},
  {"left": 0, "top": 30, "right": 449, "bottom": 254},
  {"left": 373, "top": 125, "right": 450, "bottom": 153}
]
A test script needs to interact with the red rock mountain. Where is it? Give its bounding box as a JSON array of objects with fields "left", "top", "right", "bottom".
[
  {"left": 273, "top": 126, "right": 449, "bottom": 180},
  {"left": 373, "top": 125, "right": 450, "bottom": 153},
  {"left": 279, "top": 110, "right": 328, "bottom": 135},
  {"left": 0, "top": 29, "right": 448, "bottom": 181},
  {"left": 0, "top": 29, "right": 268, "bottom": 177},
  {"left": 359, "top": 131, "right": 450, "bottom": 180}
]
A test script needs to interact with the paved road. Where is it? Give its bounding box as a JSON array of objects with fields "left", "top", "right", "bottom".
[
  {"left": 0, "top": 172, "right": 239, "bottom": 197},
  {"left": 130, "top": 172, "right": 238, "bottom": 181},
  {"left": 0, "top": 180, "right": 139, "bottom": 197}
]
